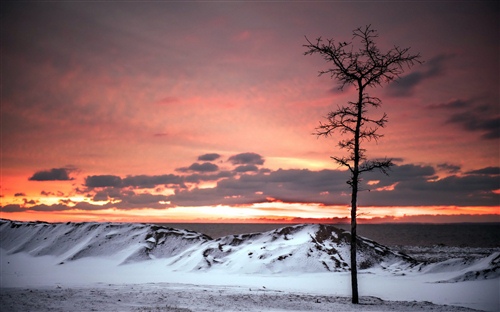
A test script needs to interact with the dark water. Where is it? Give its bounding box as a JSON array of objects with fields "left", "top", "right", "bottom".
[{"left": 157, "top": 223, "right": 500, "bottom": 247}]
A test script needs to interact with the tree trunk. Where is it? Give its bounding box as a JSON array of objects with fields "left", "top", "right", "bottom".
[
  {"left": 350, "top": 175, "right": 359, "bottom": 304},
  {"left": 350, "top": 83, "right": 363, "bottom": 304}
]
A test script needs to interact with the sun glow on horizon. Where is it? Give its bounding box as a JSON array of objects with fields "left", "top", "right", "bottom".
[{"left": 1, "top": 202, "right": 498, "bottom": 224}]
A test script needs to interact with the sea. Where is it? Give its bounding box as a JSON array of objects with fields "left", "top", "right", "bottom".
[{"left": 156, "top": 223, "right": 500, "bottom": 248}]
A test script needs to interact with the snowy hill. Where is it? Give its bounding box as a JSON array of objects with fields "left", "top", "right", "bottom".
[
  {"left": 1, "top": 219, "right": 499, "bottom": 311},
  {"left": 0, "top": 219, "right": 415, "bottom": 273},
  {"left": 172, "top": 223, "right": 417, "bottom": 273},
  {"left": 0, "top": 220, "right": 210, "bottom": 265}
]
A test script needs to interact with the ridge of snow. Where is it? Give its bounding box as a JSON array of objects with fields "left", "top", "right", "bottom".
[
  {"left": 0, "top": 219, "right": 496, "bottom": 279},
  {"left": 0, "top": 219, "right": 210, "bottom": 265},
  {"left": 1, "top": 219, "right": 498, "bottom": 312},
  {"left": 429, "top": 252, "right": 500, "bottom": 282}
]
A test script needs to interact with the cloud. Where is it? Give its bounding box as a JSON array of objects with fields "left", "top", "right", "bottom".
[
  {"left": 428, "top": 98, "right": 470, "bottom": 110},
  {"left": 197, "top": 153, "right": 221, "bottom": 161},
  {"left": 234, "top": 165, "right": 259, "bottom": 173},
  {"left": 184, "top": 171, "right": 235, "bottom": 184},
  {"left": 0, "top": 204, "right": 24, "bottom": 212},
  {"left": 91, "top": 187, "right": 122, "bottom": 202},
  {"left": 0, "top": 189, "right": 174, "bottom": 212},
  {"left": 23, "top": 199, "right": 37, "bottom": 205},
  {"left": 228, "top": 152, "right": 265, "bottom": 165},
  {"left": 167, "top": 168, "right": 349, "bottom": 207},
  {"left": 428, "top": 97, "right": 499, "bottom": 139},
  {"left": 14, "top": 192, "right": 26, "bottom": 197},
  {"left": 465, "top": 167, "right": 500, "bottom": 176},
  {"left": 28, "top": 168, "right": 74, "bottom": 181},
  {"left": 87, "top": 189, "right": 173, "bottom": 210},
  {"left": 85, "top": 174, "right": 186, "bottom": 189},
  {"left": 176, "top": 162, "right": 220, "bottom": 173},
  {"left": 40, "top": 190, "right": 64, "bottom": 196},
  {"left": 5, "top": 203, "right": 73, "bottom": 212},
  {"left": 387, "top": 54, "right": 452, "bottom": 97},
  {"left": 85, "top": 175, "right": 122, "bottom": 188},
  {"left": 122, "top": 174, "right": 185, "bottom": 188},
  {"left": 166, "top": 163, "right": 499, "bottom": 207},
  {"left": 116, "top": 191, "right": 171, "bottom": 208},
  {"left": 437, "top": 163, "right": 461, "bottom": 174},
  {"left": 359, "top": 165, "right": 499, "bottom": 206},
  {"left": 7, "top": 159, "right": 499, "bottom": 212},
  {"left": 365, "top": 164, "right": 436, "bottom": 186},
  {"left": 447, "top": 112, "right": 499, "bottom": 140},
  {"left": 16, "top": 153, "right": 500, "bottom": 213}
]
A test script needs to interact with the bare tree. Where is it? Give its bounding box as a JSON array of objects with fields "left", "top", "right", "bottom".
[{"left": 304, "top": 25, "right": 421, "bottom": 304}]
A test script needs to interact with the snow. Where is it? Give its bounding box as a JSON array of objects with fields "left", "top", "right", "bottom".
[{"left": 1, "top": 219, "right": 499, "bottom": 311}]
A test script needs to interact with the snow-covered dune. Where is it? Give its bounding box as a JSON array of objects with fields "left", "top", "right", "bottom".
[
  {"left": 0, "top": 219, "right": 415, "bottom": 273},
  {"left": 423, "top": 251, "right": 500, "bottom": 282},
  {"left": 1, "top": 219, "right": 499, "bottom": 311},
  {"left": 172, "top": 224, "right": 417, "bottom": 273},
  {"left": 0, "top": 219, "right": 210, "bottom": 265}
]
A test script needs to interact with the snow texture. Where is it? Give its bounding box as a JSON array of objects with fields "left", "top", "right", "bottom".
[
  {"left": 0, "top": 220, "right": 416, "bottom": 273},
  {"left": 1, "top": 219, "right": 499, "bottom": 311}
]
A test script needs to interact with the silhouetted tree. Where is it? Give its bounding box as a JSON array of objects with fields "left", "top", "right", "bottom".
[{"left": 304, "top": 25, "right": 421, "bottom": 304}]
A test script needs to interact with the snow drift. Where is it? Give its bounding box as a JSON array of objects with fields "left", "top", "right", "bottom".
[
  {"left": 1, "top": 219, "right": 499, "bottom": 312},
  {"left": 423, "top": 252, "right": 500, "bottom": 282},
  {"left": 175, "top": 224, "right": 417, "bottom": 273},
  {"left": 0, "top": 219, "right": 210, "bottom": 265},
  {"left": 1, "top": 219, "right": 497, "bottom": 278},
  {"left": 0, "top": 219, "right": 415, "bottom": 273}
]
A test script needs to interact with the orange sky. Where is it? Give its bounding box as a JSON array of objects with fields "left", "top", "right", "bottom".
[{"left": 1, "top": 2, "right": 499, "bottom": 223}]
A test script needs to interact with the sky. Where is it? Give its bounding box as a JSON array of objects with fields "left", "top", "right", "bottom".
[{"left": 1, "top": 1, "right": 499, "bottom": 223}]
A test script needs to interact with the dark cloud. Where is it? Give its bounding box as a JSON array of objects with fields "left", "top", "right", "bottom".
[
  {"left": 0, "top": 190, "right": 174, "bottom": 212},
  {"left": 387, "top": 54, "right": 452, "bottom": 97},
  {"left": 0, "top": 204, "right": 24, "bottom": 212},
  {"left": 364, "top": 164, "right": 436, "bottom": 187},
  {"left": 447, "top": 112, "right": 500, "bottom": 139},
  {"left": 448, "top": 113, "right": 499, "bottom": 139},
  {"left": 167, "top": 168, "right": 349, "bottom": 207},
  {"left": 465, "top": 167, "right": 500, "bottom": 176},
  {"left": 85, "top": 175, "right": 122, "bottom": 188},
  {"left": 14, "top": 193, "right": 26, "bottom": 197},
  {"left": 85, "top": 174, "right": 185, "bottom": 188},
  {"left": 87, "top": 189, "right": 173, "bottom": 210},
  {"left": 437, "top": 163, "right": 461, "bottom": 174},
  {"left": 122, "top": 174, "right": 185, "bottom": 188},
  {"left": 20, "top": 155, "right": 498, "bottom": 211},
  {"left": 23, "top": 199, "right": 37, "bottom": 205},
  {"left": 25, "top": 204, "right": 73, "bottom": 212},
  {"left": 117, "top": 191, "right": 171, "bottom": 208},
  {"left": 176, "top": 162, "right": 219, "bottom": 173},
  {"left": 428, "top": 98, "right": 470, "bottom": 110},
  {"left": 428, "top": 97, "right": 499, "bottom": 140},
  {"left": 360, "top": 165, "right": 499, "bottom": 206},
  {"left": 91, "top": 193, "right": 105, "bottom": 201},
  {"left": 234, "top": 165, "right": 259, "bottom": 173},
  {"left": 228, "top": 152, "right": 265, "bottom": 166},
  {"left": 73, "top": 201, "right": 115, "bottom": 211},
  {"left": 166, "top": 163, "right": 499, "bottom": 207},
  {"left": 197, "top": 153, "right": 221, "bottom": 161},
  {"left": 29, "top": 168, "right": 74, "bottom": 181},
  {"left": 85, "top": 174, "right": 185, "bottom": 189},
  {"left": 184, "top": 171, "right": 235, "bottom": 184},
  {"left": 40, "top": 190, "right": 64, "bottom": 197},
  {"left": 1, "top": 202, "right": 75, "bottom": 213},
  {"left": 92, "top": 189, "right": 114, "bottom": 202}
]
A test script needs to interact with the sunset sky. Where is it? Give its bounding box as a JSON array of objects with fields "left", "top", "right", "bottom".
[{"left": 1, "top": 1, "right": 498, "bottom": 223}]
